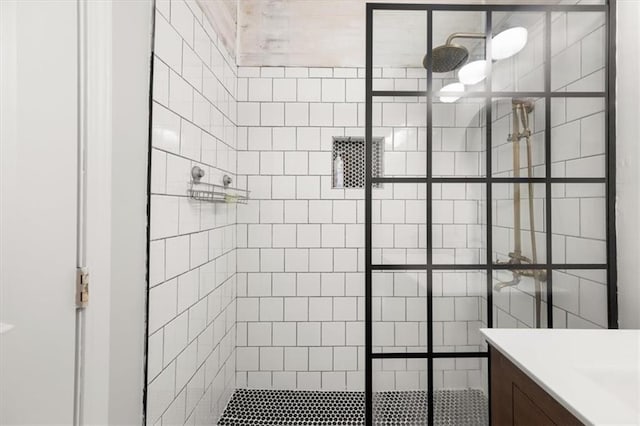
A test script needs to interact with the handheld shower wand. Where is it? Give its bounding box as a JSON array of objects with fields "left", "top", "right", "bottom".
[{"left": 494, "top": 99, "right": 547, "bottom": 328}]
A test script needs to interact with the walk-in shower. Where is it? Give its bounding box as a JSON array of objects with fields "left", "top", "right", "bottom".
[{"left": 145, "top": 1, "right": 617, "bottom": 425}]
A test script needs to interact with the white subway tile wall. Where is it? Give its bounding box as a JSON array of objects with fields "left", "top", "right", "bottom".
[
  {"left": 490, "top": 12, "right": 607, "bottom": 330},
  {"left": 235, "top": 66, "right": 490, "bottom": 391},
  {"left": 148, "top": 0, "right": 238, "bottom": 424}
]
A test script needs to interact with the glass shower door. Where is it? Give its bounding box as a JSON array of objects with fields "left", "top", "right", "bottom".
[{"left": 366, "top": 3, "right": 614, "bottom": 425}]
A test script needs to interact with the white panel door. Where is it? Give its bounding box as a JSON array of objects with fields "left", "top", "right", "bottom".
[{"left": 0, "top": 1, "right": 78, "bottom": 423}]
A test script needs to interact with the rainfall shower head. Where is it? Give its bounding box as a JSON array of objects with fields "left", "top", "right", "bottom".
[
  {"left": 424, "top": 44, "right": 469, "bottom": 73},
  {"left": 423, "top": 32, "right": 485, "bottom": 73}
]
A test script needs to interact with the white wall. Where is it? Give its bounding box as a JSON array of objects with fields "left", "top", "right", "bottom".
[
  {"left": 0, "top": 1, "right": 78, "bottom": 423},
  {"left": 616, "top": 0, "right": 640, "bottom": 329},
  {"left": 79, "top": 1, "right": 153, "bottom": 423},
  {"left": 109, "top": 0, "right": 153, "bottom": 423}
]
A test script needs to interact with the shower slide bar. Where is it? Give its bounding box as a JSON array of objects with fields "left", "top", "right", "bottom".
[{"left": 493, "top": 99, "right": 545, "bottom": 327}]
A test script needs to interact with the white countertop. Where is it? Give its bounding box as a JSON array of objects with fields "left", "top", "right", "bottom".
[{"left": 480, "top": 329, "right": 640, "bottom": 426}]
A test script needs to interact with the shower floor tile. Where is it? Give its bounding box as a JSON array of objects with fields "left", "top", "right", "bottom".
[{"left": 218, "top": 388, "right": 488, "bottom": 425}]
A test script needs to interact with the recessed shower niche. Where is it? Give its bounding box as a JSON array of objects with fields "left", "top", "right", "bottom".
[{"left": 332, "top": 137, "right": 383, "bottom": 189}]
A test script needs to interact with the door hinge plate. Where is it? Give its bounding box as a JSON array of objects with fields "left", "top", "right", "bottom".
[{"left": 76, "top": 267, "right": 89, "bottom": 308}]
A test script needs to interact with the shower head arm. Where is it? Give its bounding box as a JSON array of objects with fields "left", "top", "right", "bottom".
[{"left": 445, "top": 32, "right": 486, "bottom": 45}]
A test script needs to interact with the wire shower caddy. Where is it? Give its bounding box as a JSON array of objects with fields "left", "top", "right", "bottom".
[{"left": 187, "top": 166, "right": 250, "bottom": 204}]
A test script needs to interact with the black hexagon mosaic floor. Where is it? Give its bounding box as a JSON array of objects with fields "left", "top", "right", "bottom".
[{"left": 218, "top": 388, "right": 488, "bottom": 425}]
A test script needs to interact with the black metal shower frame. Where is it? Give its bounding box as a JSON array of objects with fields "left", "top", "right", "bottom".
[{"left": 364, "top": 2, "right": 617, "bottom": 425}]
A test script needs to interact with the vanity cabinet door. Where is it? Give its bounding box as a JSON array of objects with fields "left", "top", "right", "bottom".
[
  {"left": 489, "top": 346, "right": 583, "bottom": 426},
  {"left": 513, "top": 386, "right": 555, "bottom": 425}
]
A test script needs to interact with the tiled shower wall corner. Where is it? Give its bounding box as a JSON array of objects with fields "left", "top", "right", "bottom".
[
  {"left": 147, "top": 0, "right": 238, "bottom": 423},
  {"left": 490, "top": 10, "right": 608, "bottom": 330},
  {"left": 234, "top": 67, "right": 487, "bottom": 392}
]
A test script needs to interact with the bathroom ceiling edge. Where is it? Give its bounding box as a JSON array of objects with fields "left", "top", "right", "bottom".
[
  {"left": 196, "top": 0, "right": 237, "bottom": 60},
  {"left": 234, "top": 0, "right": 575, "bottom": 68}
]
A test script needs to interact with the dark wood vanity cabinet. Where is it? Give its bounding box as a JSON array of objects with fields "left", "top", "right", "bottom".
[{"left": 489, "top": 346, "right": 584, "bottom": 426}]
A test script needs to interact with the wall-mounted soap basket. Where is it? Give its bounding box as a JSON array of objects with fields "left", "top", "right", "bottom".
[{"left": 187, "top": 166, "right": 250, "bottom": 204}]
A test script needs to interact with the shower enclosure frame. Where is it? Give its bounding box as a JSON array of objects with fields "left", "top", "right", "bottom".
[{"left": 364, "top": 2, "right": 617, "bottom": 425}]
